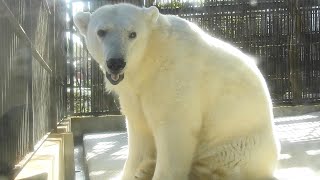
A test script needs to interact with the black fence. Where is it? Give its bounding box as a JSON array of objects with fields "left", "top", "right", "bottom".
[
  {"left": 67, "top": 0, "right": 319, "bottom": 116},
  {"left": 153, "top": 0, "right": 320, "bottom": 105},
  {"left": 0, "top": 0, "right": 66, "bottom": 178},
  {"left": 0, "top": 0, "right": 319, "bottom": 177}
]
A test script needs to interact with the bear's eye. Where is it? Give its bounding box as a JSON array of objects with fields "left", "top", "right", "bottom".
[
  {"left": 97, "top": 30, "right": 107, "bottom": 37},
  {"left": 129, "top": 32, "right": 137, "bottom": 39}
]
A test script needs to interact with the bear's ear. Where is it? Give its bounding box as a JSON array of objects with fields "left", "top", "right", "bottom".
[
  {"left": 144, "top": 6, "right": 159, "bottom": 23},
  {"left": 73, "top": 12, "right": 91, "bottom": 37}
]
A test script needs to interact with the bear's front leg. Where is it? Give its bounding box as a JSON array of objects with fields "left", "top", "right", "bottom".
[
  {"left": 121, "top": 117, "right": 155, "bottom": 180},
  {"left": 134, "top": 159, "right": 156, "bottom": 180},
  {"left": 151, "top": 115, "right": 199, "bottom": 180}
]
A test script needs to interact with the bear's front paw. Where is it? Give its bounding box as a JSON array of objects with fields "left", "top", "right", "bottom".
[
  {"left": 121, "top": 170, "right": 136, "bottom": 180},
  {"left": 134, "top": 159, "right": 156, "bottom": 180}
]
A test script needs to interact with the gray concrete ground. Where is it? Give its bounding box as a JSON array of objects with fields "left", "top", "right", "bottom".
[
  {"left": 82, "top": 112, "right": 320, "bottom": 180},
  {"left": 83, "top": 132, "right": 128, "bottom": 180},
  {"left": 75, "top": 142, "right": 89, "bottom": 180},
  {"left": 274, "top": 111, "right": 320, "bottom": 180}
]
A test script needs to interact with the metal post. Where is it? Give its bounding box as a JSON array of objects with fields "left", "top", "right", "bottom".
[
  {"left": 49, "top": 0, "right": 58, "bottom": 132},
  {"left": 69, "top": 2, "right": 75, "bottom": 115},
  {"left": 24, "top": 0, "right": 34, "bottom": 153}
]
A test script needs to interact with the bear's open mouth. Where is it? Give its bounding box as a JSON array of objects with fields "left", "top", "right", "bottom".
[{"left": 106, "top": 73, "right": 124, "bottom": 85}]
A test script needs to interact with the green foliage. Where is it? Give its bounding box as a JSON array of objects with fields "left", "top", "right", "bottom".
[
  {"left": 154, "top": 0, "right": 205, "bottom": 9},
  {"left": 155, "top": 0, "right": 183, "bottom": 9}
]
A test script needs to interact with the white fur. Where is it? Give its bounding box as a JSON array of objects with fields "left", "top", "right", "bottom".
[{"left": 74, "top": 4, "right": 280, "bottom": 180}]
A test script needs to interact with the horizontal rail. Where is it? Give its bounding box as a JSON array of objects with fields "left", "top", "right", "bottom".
[{"left": 11, "top": 132, "right": 52, "bottom": 179}]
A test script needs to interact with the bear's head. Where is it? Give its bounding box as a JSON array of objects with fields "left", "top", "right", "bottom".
[{"left": 74, "top": 4, "right": 159, "bottom": 85}]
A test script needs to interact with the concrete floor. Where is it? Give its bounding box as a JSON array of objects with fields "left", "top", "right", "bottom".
[
  {"left": 83, "top": 132, "right": 127, "bottom": 180},
  {"left": 75, "top": 141, "right": 89, "bottom": 180},
  {"left": 274, "top": 111, "right": 320, "bottom": 180},
  {"left": 81, "top": 111, "right": 320, "bottom": 180}
]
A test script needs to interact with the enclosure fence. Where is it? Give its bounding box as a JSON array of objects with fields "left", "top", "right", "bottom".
[
  {"left": 67, "top": 0, "right": 320, "bottom": 116},
  {"left": 151, "top": 0, "right": 320, "bottom": 105},
  {"left": 0, "top": 0, "right": 66, "bottom": 178},
  {"left": 1, "top": 0, "right": 320, "bottom": 177}
]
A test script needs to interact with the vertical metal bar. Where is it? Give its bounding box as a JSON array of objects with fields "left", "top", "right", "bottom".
[
  {"left": 86, "top": 48, "right": 89, "bottom": 113},
  {"left": 79, "top": 44, "right": 82, "bottom": 113},
  {"left": 24, "top": 0, "right": 34, "bottom": 152},
  {"left": 3, "top": 14, "right": 8, "bottom": 176},
  {"left": 304, "top": 3, "right": 308, "bottom": 101},
  {"left": 49, "top": 0, "right": 57, "bottom": 132},
  {"left": 313, "top": 6, "right": 317, "bottom": 101},
  {"left": 310, "top": 6, "right": 314, "bottom": 100},
  {"left": 64, "top": 2, "right": 68, "bottom": 118},
  {"left": 310, "top": 5, "right": 314, "bottom": 102},
  {"left": 315, "top": 7, "right": 320, "bottom": 101},
  {"left": 69, "top": 2, "right": 75, "bottom": 115},
  {"left": 75, "top": 41, "right": 78, "bottom": 114},
  {"left": 91, "top": 55, "right": 94, "bottom": 114},
  {"left": 97, "top": 63, "right": 101, "bottom": 113},
  {"left": 278, "top": 6, "right": 284, "bottom": 102}
]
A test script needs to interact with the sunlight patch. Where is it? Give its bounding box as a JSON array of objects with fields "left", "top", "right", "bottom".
[
  {"left": 279, "top": 153, "right": 291, "bottom": 160},
  {"left": 89, "top": 170, "right": 106, "bottom": 176},
  {"left": 111, "top": 145, "right": 128, "bottom": 160},
  {"left": 84, "top": 132, "right": 125, "bottom": 140},
  {"left": 86, "top": 142, "right": 116, "bottom": 160},
  {"left": 275, "top": 121, "right": 320, "bottom": 143},
  {"left": 109, "top": 171, "right": 123, "bottom": 180},
  {"left": 306, "top": 149, "right": 320, "bottom": 156},
  {"left": 275, "top": 115, "right": 319, "bottom": 123},
  {"left": 275, "top": 167, "right": 318, "bottom": 180}
]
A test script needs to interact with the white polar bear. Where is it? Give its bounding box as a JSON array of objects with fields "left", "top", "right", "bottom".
[{"left": 74, "top": 3, "right": 280, "bottom": 180}]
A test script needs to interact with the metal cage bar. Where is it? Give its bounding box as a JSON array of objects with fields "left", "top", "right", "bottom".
[{"left": 0, "top": 0, "right": 67, "bottom": 177}]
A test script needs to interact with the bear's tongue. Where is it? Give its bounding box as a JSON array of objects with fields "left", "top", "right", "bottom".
[
  {"left": 106, "top": 73, "right": 124, "bottom": 85},
  {"left": 111, "top": 74, "right": 120, "bottom": 81}
]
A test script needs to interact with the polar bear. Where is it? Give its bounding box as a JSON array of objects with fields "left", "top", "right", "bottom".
[{"left": 74, "top": 3, "right": 280, "bottom": 180}]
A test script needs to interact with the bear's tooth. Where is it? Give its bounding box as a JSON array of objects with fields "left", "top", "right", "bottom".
[{"left": 111, "top": 74, "right": 120, "bottom": 81}]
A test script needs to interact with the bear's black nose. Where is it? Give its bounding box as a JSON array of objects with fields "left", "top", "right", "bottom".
[{"left": 107, "top": 58, "right": 126, "bottom": 73}]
